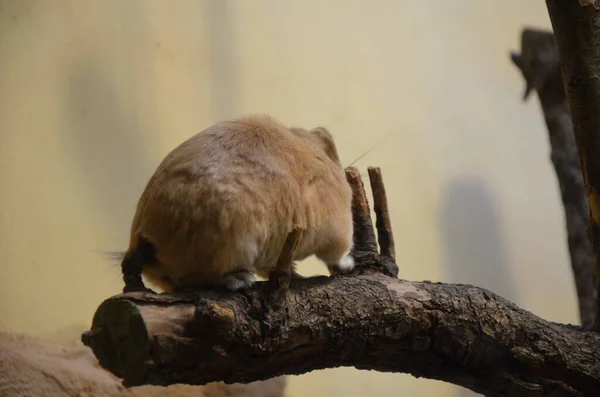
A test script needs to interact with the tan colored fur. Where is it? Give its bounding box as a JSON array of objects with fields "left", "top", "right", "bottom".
[{"left": 127, "top": 114, "right": 354, "bottom": 292}]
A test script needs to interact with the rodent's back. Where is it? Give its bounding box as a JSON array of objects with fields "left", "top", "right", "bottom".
[{"left": 129, "top": 114, "right": 344, "bottom": 289}]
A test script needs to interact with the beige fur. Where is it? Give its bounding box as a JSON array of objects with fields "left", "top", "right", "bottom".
[
  {"left": 0, "top": 327, "right": 287, "bottom": 397},
  {"left": 126, "top": 114, "right": 354, "bottom": 292}
]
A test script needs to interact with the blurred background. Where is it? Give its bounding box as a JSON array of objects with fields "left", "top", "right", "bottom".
[{"left": 0, "top": 1, "right": 576, "bottom": 396}]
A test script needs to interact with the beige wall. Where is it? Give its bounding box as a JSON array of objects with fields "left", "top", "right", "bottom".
[{"left": 0, "top": 1, "right": 574, "bottom": 396}]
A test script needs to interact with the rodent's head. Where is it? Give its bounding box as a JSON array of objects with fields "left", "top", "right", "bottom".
[{"left": 290, "top": 126, "right": 342, "bottom": 166}]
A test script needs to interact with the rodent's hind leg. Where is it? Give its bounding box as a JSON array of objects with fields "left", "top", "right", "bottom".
[
  {"left": 221, "top": 270, "right": 257, "bottom": 291},
  {"left": 257, "top": 262, "right": 304, "bottom": 280}
]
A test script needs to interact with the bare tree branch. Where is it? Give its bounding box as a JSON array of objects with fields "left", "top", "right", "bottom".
[
  {"left": 344, "top": 167, "right": 398, "bottom": 278},
  {"left": 367, "top": 167, "right": 396, "bottom": 261},
  {"left": 510, "top": 28, "right": 597, "bottom": 328},
  {"left": 81, "top": 267, "right": 600, "bottom": 397},
  {"left": 82, "top": 168, "right": 600, "bottom": 397},
  {"left": 546, "top": 0, "right": 600, "bottom": 330},
  {"left": 345, "top": 167, "right": 379, "bottom": 254}
]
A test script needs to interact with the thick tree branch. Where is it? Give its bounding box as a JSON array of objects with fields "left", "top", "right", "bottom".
[
  {"left": 546, "top": 0, "right": 600, "bottom": 330},
  {"left": 82, "top": 167, "right": 600, "bottom": 397},
  {"left": 81, "top": 271, "right": 600, "bottom": 397},
  {"left": 510, "top": 28, "right": 597, "bottom": 328}
]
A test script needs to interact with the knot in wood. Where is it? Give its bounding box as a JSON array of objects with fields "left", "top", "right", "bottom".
[{"left": 195, "top": 301, "right": 236, "bottom": 331}]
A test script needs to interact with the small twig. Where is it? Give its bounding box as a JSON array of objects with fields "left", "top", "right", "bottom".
[
  {"left": 367, "top": 167, "right": 396, "bottom": 260},
  {"left": 268, "top": 226, "right": 302, "bottom": 293},
  {"left": 345, "top": 166, "right": 398, "bottom": 278},
  {"left": 345, "top": 167, "right": 378, "bottom": 254}
]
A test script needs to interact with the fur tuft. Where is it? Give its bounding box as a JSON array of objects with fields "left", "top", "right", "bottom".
[
  {"left": 104, "top": 251, "right": 127, "bottom": 261},
  {"left": 88, "top": 250, "right": 127, "bottom": 263}
]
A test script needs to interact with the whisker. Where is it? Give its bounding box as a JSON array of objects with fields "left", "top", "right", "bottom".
[{"left": 345, "top": 130, "right": 396, "bottom": 167}]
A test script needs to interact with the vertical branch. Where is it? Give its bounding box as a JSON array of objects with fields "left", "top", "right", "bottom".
[
  {"left": 345, "top": 167, "right": 378, "bottom": 254},
  {"left": 510, "top": 27, "right": 597, "bottom": 328},
  {"left": 545, "top": 0, "right": 600, "bottom": 330},
  {"left": 367, "top": 167, "right": 396, "bottom": 260}
]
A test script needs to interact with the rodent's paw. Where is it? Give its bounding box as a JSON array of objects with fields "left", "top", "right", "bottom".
[
  {"left": 223, "top": 271, "right": 257, "bottom": 291},
  {"left": 337, "top": 255, "right": 355, "bottom": 272}
]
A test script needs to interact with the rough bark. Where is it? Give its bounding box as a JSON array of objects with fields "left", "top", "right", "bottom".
[
  {"left": 546, "top": 0, "right": 600, "bottom": 331},
  {"left": 81, "top": 268, "right": 600, "bottom": 397},
  {"left": 368, "top": 167, "right": 396, "bottom": 260},
  {"left": 344, "top": 167, "right": 398, "bottom": 278},
  {"left": 82, "top": 167, "right": 600, "bottom": 397},
  {"left": 510, "top": 28, "right": 597, "bottom": 328}
]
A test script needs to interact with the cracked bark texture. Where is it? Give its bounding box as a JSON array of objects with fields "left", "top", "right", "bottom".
[
  {"left": 510, "top": 28, "right": 597, "bottom": 328},
  {"left": 546, "top": 0, "right": 600, "bottom": 330},
  {"left": 82, "top": 271, "right": 600, "bottom": 397},
  {"left": 82, "top": 167, "right": 600, "bottom": 397}
]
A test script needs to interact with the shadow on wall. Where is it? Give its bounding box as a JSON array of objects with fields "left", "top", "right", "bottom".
[
  {"left": 440, "top": 177, "right": 519, "bottom": 397},
  {"left": 440, "top": 177, "right": 518, "bottom": 301}
]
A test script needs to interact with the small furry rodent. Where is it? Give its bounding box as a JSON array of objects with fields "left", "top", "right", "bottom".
[{"left": 119, "top": 114, "right": 354, "bottom": 293}]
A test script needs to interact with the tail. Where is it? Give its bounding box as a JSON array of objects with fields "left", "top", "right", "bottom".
[
  {"left": 92, "top": 237, "right": 155, "bottom": 292},
  {"left": 87, "top": 249, "right": 127, "bottom": 264},
  {"left": 104, "top": 250, "right": 127, "bottom": 262}
]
